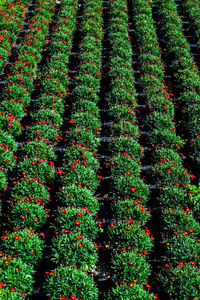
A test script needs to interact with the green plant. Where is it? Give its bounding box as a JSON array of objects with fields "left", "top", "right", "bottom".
[
  {"left": 52, "top": 207, "right": 99, "bottom": 239},
  {"left": 44, "top": 266, "right": 98, "bottom": 299},
  {"left": 57, "top": 185, "right": 99, "bottom": 213},
  {"left": 51, "top": 232, "right": 97, "bottom": 269},
  {"left": 0, "top": 254, "right": 34, "bottom": 298},
  {"left": 1, "top": 228, "right": 44, "bottom": 265},
  {"left": 112, "top": 251, "right": 151, "bottom": 284},
  {"left": 107, "top": 283, "right": 154, "bottom": 299}
]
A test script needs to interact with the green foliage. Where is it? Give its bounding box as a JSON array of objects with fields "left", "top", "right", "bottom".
[
  {"left": 0, "top": 254, "right": 34, "bottom": 298},
  {"left": 51, "top": 232, "right": 97, "bottom": 269},
  {"left": 1, "top": 229, "right": 44, "bottom": 265},
  {"left": 112, "top": 251, "right": 151, "bottom": 284},
  {"left": 44, "top": 266, "right": 98, "bottom": 299}
]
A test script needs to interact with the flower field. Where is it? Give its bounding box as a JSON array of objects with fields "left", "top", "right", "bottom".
[{"left": 0, "top": 0, "right": 200, "bottom": 299}]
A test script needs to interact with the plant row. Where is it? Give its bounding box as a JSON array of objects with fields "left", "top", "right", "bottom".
[
  {"left": 131, "top": 0, "right": 200, "bottom": 298},
  {"left": 0, "top": 0, "right": 30, "bottom": 74},
  {"left": 182, "top": 0, "right": 200, "bottom": 54},
  {"left": 43, "top": 0, "right": 104, "bottom": 298},
  {"left": 0, "top": 0, "right": 78, "bottom": 298},
  {"left": 101, "top": 0, "right": 156, "bottom": 298},
  {"left": 0, "top": 0, "right": 55, "bottom": 198},
  {"left": 156, "top": 0, "right": 200, "bottom": 166}
]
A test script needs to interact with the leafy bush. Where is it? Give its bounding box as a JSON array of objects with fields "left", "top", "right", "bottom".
[
  {"left": 108, "top": 221, "right": 153, "bottom": 252},
  {"left": 0, "top": 254, "right": 34, "bottom": 298},
  {"left": 52, "top": 207, "right": 99, "bottom": 239},
  {"left": 112, "top": 175, "right": 150, "bottom": 201},
  {"left": 112, "top": 251, "right": 151, "bottom": 284},
  {"left": 51, "top": 232, "right": 97, "bottom": 270},
  {"left": 44, "top": 266, "right": 98, "bottom": 299},
  {"left": 110, "top": 153, "right": 141, "bottom": 177},
  {"left": 107, "top": 283, "right": 154, "bottom": 300},
  {"left": 108, "top": 137, "right": 142, "bottom": 161},
  {"left": 112, "top": 199, "right": 150, "bottom": 225},
  {"left": 11, "top": 179, "right": 50, "bottom": 205},
  {"left": 160, "top": 263, "right": 200, "bottom": 298},
  {"left": 57, "top": 185, "right": 99, "bottom": 213},
  {"left": 63, "top": 144, "right": 99, "bottom": 171},
  {"left": 1, "top": 228, "right": 44, "bottom": 265},
  {"left": 8, "top": 200, "right": 47, "bottom": 230},
  {"left": 160, "top": 208, "right": 200, "bottom": 237}
]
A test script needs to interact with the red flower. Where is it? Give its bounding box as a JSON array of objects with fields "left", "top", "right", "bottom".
[
  {"left": 75, "top": 221, "right": 81, "bottom": 226},
  {"left": 14, "top": 235, "right": 20, "bottom": 240},
  {"left": 71, "top": 296, "right": 76, "bottom": 300}
]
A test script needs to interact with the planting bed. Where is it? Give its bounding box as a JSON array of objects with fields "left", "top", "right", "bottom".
[{"left": 0, "top": 0, "right": 200, "bottom": 299}]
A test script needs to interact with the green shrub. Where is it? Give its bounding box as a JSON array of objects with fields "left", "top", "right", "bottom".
[
  {"left": 8, "top": 200, "right": 47, "bottom": 230},
  {"left": 110, "top": 120, "right": 139, "bottom": 138},
  {"left": 0, "top": 100, "right": 24, "bottom": 119},
  {"left": 11, "top": 179, "right": 50, "bottom": 205},
  {"left": 17, "top": 158, "right": 55, "bottom": 182},
  {"left": 108, "top": 137, "right": 142, "bottom": 161},
  {"left": 160, "top": 208, "right": 200, "bottom": 237},
  {"left": 21, "top": 141, "right": 56, "bottom": 161},
  {"left": 163, "top": 234, "right": 200, "bottom": 264},
  {"left": 112, "top": 199, "right": 150, "bottom": 225},
  {"left": 34, "top": 94, "right": 64, "bottom": 115},
  {"left": 160, "top": 263, "right": 200, "bottom": 298},
  {"left": 112, "top": 175, "right": 150, "bottom": 201},
  {"left": 68, "top": 127, "right": 99, "bottom": 151},
  {"left": 158, "top": 186, "right": 192, "bottom": 208},
  {"left": 0, "top": 114, "right": 22, "bottom": 136},
  {"left": 70, "top": 111, "right": 101, "bottom": 134},
  {"left": 112, "top": 251, "right": 151, "bottom": 284},
  {"left": 108, "top": 221, "right": 153, "bottom": 252},
  {"left": 57, "top": 185, "right": 99, "bottom": 213},
  {"left": 0, "top": 170, "right": 7, "bottom": 191},
  {"left": 63, "top": 144, "right": 99, "bottom": 171},
  {"left": 110, "top": 153, "right": 141, "bottom": 177},
  {"left": 107, "top": 283, "right": 154, "bottom": 299},
  {"left": 32, "top": 109, "right": 63, "bottom": 127},
  {"left": 51, "top": 232, "right": 97, "bottom": 270},
  {"left": 0, "top": 254, "right": 34, "bottom": 298},
  {"left": 1, "top": 228, "right": 44, "bottom": 265},
  {"left": 25, "top": 123, "right": 60, "bottom": 145},
  {"left": 62, "top": 163, "right": 98, "bottom": 192},
  {"left": 52, "top": 207, "right": 98, "bottom": 239},
  {"left": 44, "top": 266, "right": 98, "bottom": 299},
  {"left": 72, "top": 99, "right": 100, "bottom": 117},
  {"left": 108, "top": 104, "right": 137, "bottom": 122}
]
